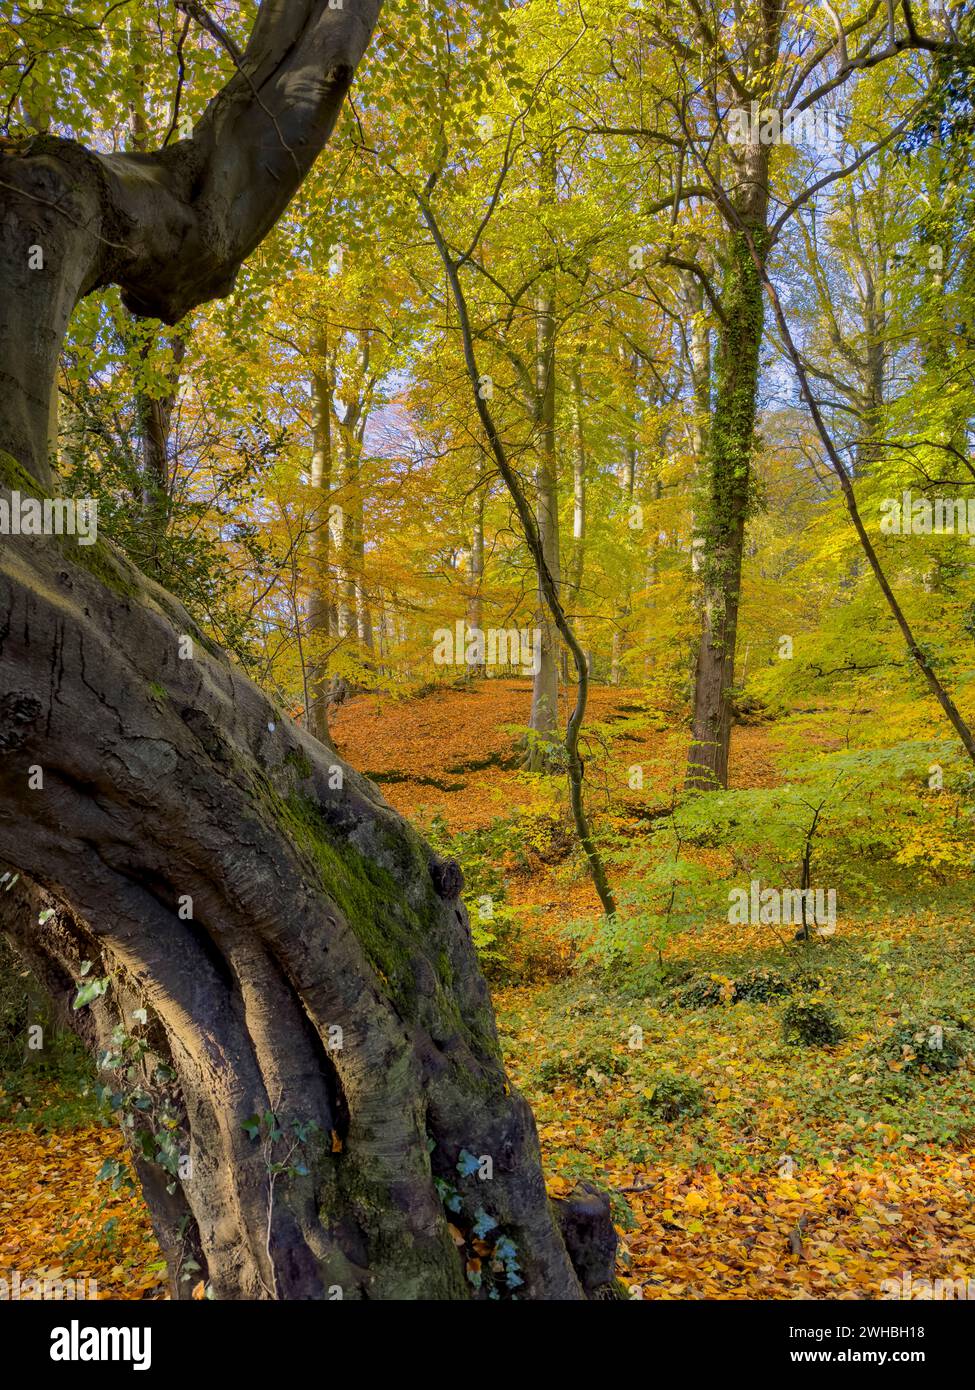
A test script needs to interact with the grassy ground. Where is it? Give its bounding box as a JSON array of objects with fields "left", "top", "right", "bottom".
[
  {"left": 498, "top": 906, "right": 975, "bottom": 1297},
  {"left": 2, "top": 678, "right": 973, "bottom": 1298}
]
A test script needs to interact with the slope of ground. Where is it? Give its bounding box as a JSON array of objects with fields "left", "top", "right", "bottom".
[{"left": 1, "top": 678, "right": 972, "bottom": 1299}]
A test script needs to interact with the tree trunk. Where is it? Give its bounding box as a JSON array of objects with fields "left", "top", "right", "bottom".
[
  {"left": 135, "top": 332, "right": 186, "bottom": 574},
  {"left": 333, "top": 441, "right": 372, "bottom": 657},
  {"left": 559, "top": 364, "right": 587, "bottom": 686},
  {"left": 305, "top": 327, "right": 334, "bottom": 746},
  {"left": 527, "top": 279, "right": 561, "bottom": 766},
  {"left": 611, "top": 359, "right": 639, "bottom": 687},
  {"left": 686, "top": 145, "right": 769, "bottom": 790},
  {"left": 332, "top": 489, "right": 357, "bottom": 644},
  {"left": 353, "top": 513, "right": 373, "bottom": 656},
  {"left": 0, "top": 0, "right": 613, "bottom": 1300},
  {"left": 333, "top": 346, "right": 372, "bottom": 666},
  {"left": 567, "top": 362, "right": 587, "bottom": 603},
  {"left": 0, "top": 522, "right": 602, "bottom": 1297},
  {"left": 466, "top": 481, "right": 486, "bottom": 680},
  {"left": 682, "top": 268, "right": 711, "bottom": 580}
]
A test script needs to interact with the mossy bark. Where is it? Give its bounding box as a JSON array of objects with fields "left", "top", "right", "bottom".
[
  {"left": 686, "top": 177, "right": 770, "bottom": 790},
  {"left": 0, "top": 474, "right": 601, "bottom": 1297}
]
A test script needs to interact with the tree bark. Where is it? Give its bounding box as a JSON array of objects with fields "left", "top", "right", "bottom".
[
  {"left": 567, "top": 362, "right": 587, "bottom": 607},
  {"left": 0, "top": 522, "right": 595, "bottom": 1297},
  {"left": 559, "top": 363, "right": 587, "bottom": 686},
  {"left": 305, "top": 326, "right": 334, "bottom": 747},
  {"left": 136, "top": 333, "right": 187, "bottom": 576},
  {"left": 332, "top": 335, "right": 373, "bottom": 667},
  {"left": 466, "top": 480, "right": 486, "bottom": 680},
  {"left": 611, "top": 356, "right": 639, "bottom": 687},
  {"left": 686, "top": 142, "right": 770, "bottom": 790},
  {"left": 527, "top": 279, "right": 561, "bottom": 766}
]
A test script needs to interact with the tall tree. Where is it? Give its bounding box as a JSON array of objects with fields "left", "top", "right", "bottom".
[
  {"left": 584, "top": 0, "right": 959, "bottom": 787},
  {"left": 528, "top": 237, "right": 563, "bottom": 764},
  {"left": 305, "top": 321, "right": 335, "bottom": 744}
]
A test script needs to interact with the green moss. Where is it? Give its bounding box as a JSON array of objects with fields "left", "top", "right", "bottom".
[
  {"left": 285, "top": 749, "right": 313, "bottom": 780},
  {"left": 438, "top": 951, "right": 454, "bottom": 990},
  {"left": 148, "top": 681, "right": 168, "bottom": 702},
  {"left": 74, "top": 540, "right": 141, "bottom": 598},
  {"left": 281, "top": 791, "right": 423, "bottom": 1009},
  {"left": 236, "top": 768, "right": 502, "bottom": 1066},
  {"left": 693, "top": 229, "right": 769, "bottom": 628},
  {"left": 269, "top": 787, "right": 501, "bottom": 1066},
  {"left": 0, "top": 449, "right": 46, "bottom": 496}
]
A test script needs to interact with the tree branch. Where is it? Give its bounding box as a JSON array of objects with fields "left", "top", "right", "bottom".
[{"left": 96, "top": 0, "right": 383, "bottom": 323}]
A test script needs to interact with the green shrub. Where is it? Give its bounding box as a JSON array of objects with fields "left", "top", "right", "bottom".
[
  {"left": 874, "top": 1019, "right": 968, "bottom": 1076},
  {"left": 0, "top": 939, "right": 100, "bottom": 1129},
  {"left": 732, "top": 967, "right": 792, "bottom": 1003},
  {"left": 420, "top": 813, "right": 517, "bottom": 975},
  {"left": 639, "top": 1072, "right": 706, "bottom": 1122},
  {"left": 788, "top": 969, "right": 826, "bottom": 996},
  {"left": 667, "top": 974, "right": 733, "bottom": 1010},
  {"left": 669, "top": 967, "right": 824, "bottom": 1010},
  {"left": 782, "top": 997, "right": 844, "bottom": 1047},
  {"left": 536, "top": 1047, "right": 628, "bottom": 1092}
]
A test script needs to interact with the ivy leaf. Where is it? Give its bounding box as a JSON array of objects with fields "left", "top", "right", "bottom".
[
  {"left": 73, "top": 976, "right": 109, "bottom": 1010},
  {"left": 472, "top": 1207, "right": 496, "bottom": 1239}
]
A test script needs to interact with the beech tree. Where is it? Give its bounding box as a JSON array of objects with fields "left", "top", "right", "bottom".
[
  {"left": 585, "top": 0, "right": 963, "bottom": 788},
  {"left": 0, "top": 0, "right": 615, "bottom": 1300}
]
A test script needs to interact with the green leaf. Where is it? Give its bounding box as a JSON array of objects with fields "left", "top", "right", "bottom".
[{"left": 73, "top": 976, "right": 110, "bottom": 1010}]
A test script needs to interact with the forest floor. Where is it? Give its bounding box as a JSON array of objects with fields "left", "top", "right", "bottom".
[{"left": 2, "top": 678, "right": 973, "bottom": 1299}]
